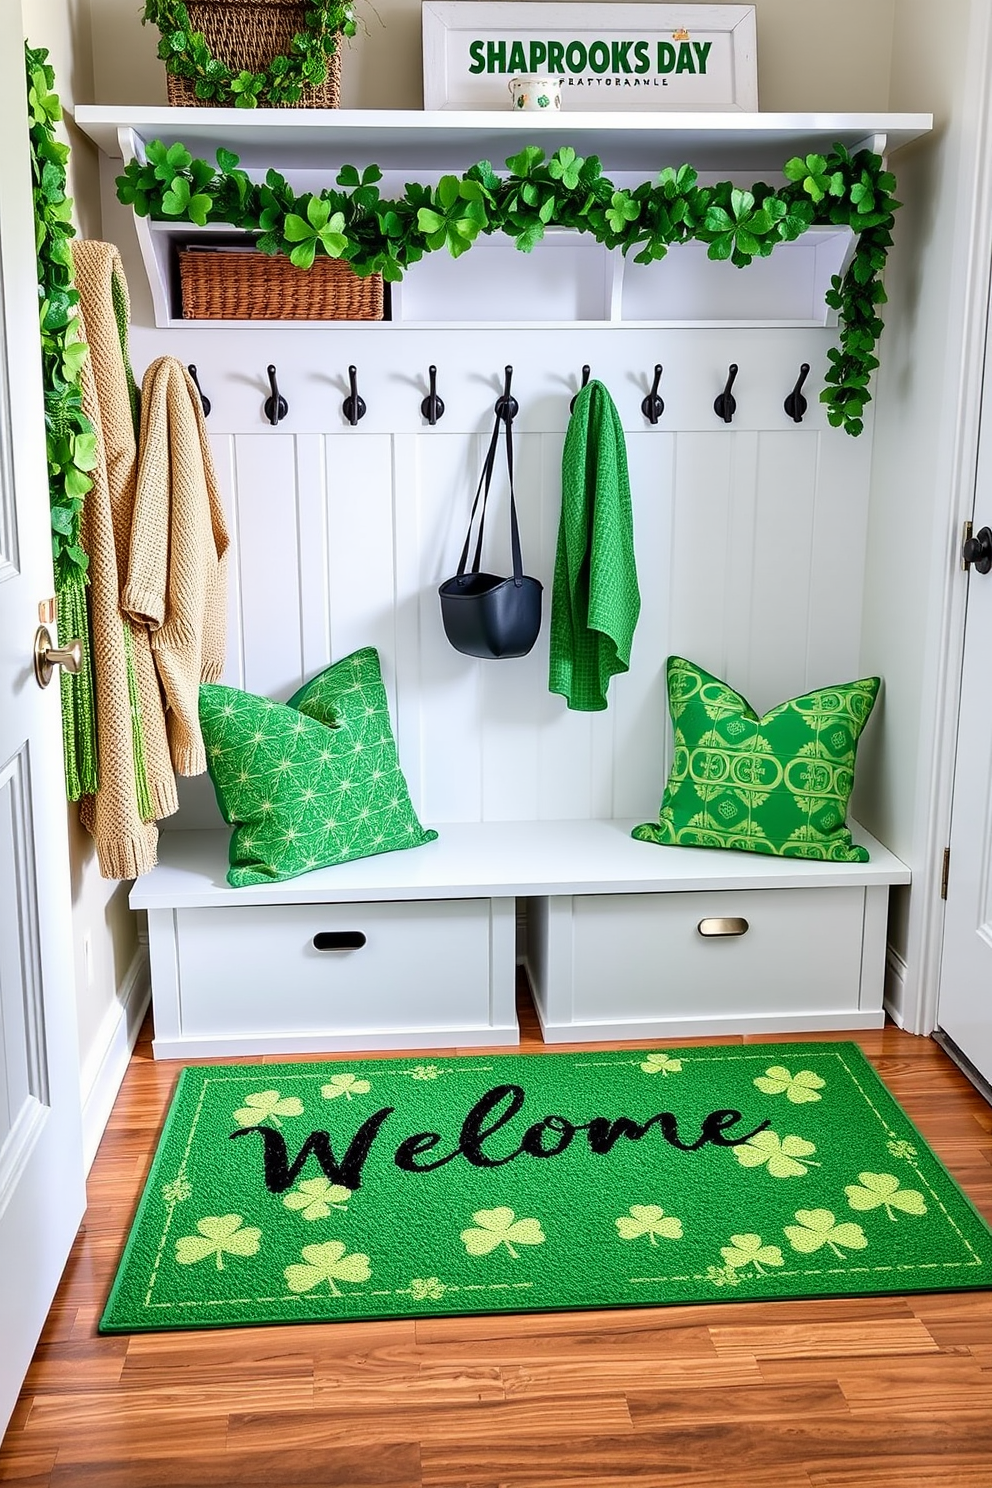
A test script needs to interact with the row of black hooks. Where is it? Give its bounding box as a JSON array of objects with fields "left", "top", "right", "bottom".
[{"left": 187, "top": 360, "right": 813, "bottom": 427}]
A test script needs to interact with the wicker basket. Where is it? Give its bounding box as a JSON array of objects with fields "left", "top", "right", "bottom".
[
  {"left": 177, "top": 246, "right": 384, "bottom": 320},
  {"left": 164, "top": 0, "right": 342, "bottom": 108}
]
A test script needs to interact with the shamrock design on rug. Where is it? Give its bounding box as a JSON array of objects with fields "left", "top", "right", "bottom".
[
  {"left": 784, "top": 1209, "right": 868, "bottom": 1258},
  {"left": 639, "top": 1052, "right": 683, "bottom": 1076},
  {"left": 283, "top": 1178, "right": 352, "bottom": 1221},
  {"left": 461, "top": 1208, "right": 546, "bottom": 1258},
  {"left": 410, "top": 1277, "right": 446, "bottom": 1300},
  {"left": 321, "top": 1073, "right": 371, "bottom": 1101},
  {"left": 615, "top": 1206, "right": 684, "bottom": 1245},
  {"left": 733, "top": 1130, "right": 820, "bottom": 1178},
  {"left": 753, "top": 1066, "right": 826, "bottom": 1103},
  {"left": 175, "top": 1215, "right": 261, "bottom": 1270},
  {"left": 232, "top": 1089, "right": 304, "bottom": 1128},
  {"left": 845, "top": 1172, "right": 927, "bottom": 1219},
  {"left": 284, "top": 1241, "right": 371, "bottom": 1296},
  {"left": 719, "top": 1233, "right": 785, "bottom": 1278}
]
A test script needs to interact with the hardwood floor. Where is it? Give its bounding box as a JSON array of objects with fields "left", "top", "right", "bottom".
[{"left": 2, "top": 982, "right": 991, "bottom": 1487}]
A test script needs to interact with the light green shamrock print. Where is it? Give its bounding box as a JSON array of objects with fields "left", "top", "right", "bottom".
[
  {"left": 410, "top": 1065, "right": 443, "bottom": 1080},
  {"left": 615, "top": 1205, "right": 684, "bottom": 1245},
  {"left": 461, "top": 1207, "right": 546, "bottom": 1258},
  {"left": 706, "top": 1264, "right": 743, "bottom": 1288},
  {"left": 175, "top": 1215, "right": 261, "bottom": 1270},
  {"left": 233, "top": 1089, "right": 305, "bottom": 1128},
  {"left": 784, "top": 1208, "right": 868, "bottom": 1259},
  {"left": 753, "top": 1065, "right": 826, "bottom": 1103},
  {"left": 284, "top": 1240, "right": 371, "bottom": 1296},
  {"left": 639, "top": 1052, "right": 683, "bottom": 1076},
  {"left": 720, "top": 1233, "right": 785, "bottom": 1277},
  {"left": 161, "top": 1176, "right": 191, "bottom": 1204},
  {"left": 283, "top": 1177, "right": 352, "bottom": 1221},
  {"left": 845, "top": 1172, "right": 927, "bottom": 1220},
  {"left": 321, "top": 1073, "right": 372, "bottom": 1101},
  {"left": 733, "top": 1130, "right": 820, "bottom": 1179},
  {"left": 410, "top": 1277, "right": 446, "bottom": 1300},
  {"left": 887, "top": 1138, "right": 918, "bottom": 1161}
]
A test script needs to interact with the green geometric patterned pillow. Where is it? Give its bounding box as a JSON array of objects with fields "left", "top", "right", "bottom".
[
  {"left": 632, "top": 656, "right": 879, "bottom": 863},
  {"left": 200, "top": 649, "right": 436, "bottom": 887}
]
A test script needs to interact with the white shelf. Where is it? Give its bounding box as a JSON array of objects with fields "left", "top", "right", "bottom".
[
  {"left": 129, "top": 819, "right": 910, "bottom": 911},
  {"left": 73, "top": 106, "right": 932, "bottom": 173},
  {"left": 78, "top": 105, "right": 930, "bottom": 330}
]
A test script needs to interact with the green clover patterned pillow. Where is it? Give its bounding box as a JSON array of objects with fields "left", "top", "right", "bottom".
[
  {"left": 200, "top": 648, "right": 436, "bottom": 887},
  {"left": 632, "top": 656, "right": 880, "bottom": 862}
]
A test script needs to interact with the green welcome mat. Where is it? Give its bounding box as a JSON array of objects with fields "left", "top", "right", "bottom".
[{"left": 100, "top": 1043, "right": 992, "bottom": 1333}]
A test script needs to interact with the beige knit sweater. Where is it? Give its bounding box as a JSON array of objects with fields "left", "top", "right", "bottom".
[
  {"left": 73, "top": 241, "right": 177, "bottom": 879},
  {"left": 123, "top": 357, "right": 230, "bottom": 777}
]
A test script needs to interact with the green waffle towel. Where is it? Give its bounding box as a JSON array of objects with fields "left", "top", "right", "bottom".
[{"left": 549, "top": 380, "right": 640, "bottom": 711}]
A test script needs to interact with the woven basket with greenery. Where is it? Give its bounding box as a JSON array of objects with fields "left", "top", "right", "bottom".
[
  {"left": 178, "top": 246, "right": 384, "bottom": 319},
  {"left": 144, "top": 0, "right": 354, "bottom": 108}
]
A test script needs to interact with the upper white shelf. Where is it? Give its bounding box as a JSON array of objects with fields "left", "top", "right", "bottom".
[{"left": 73, "top": 106, "right": 932, "bottom": 174}]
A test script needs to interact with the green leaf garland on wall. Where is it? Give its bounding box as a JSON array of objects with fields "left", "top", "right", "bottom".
[
  {"left": 116, "top": 139, "right": 900, "bottom": 435},
  {"left": 26, "top": 44, "right": 98, "bottom": 799}
]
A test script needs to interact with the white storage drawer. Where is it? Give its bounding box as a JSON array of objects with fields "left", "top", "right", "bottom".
[
  {"left": 145, "top": 896, "right": 518, "bottom": 1056},
  {"left": 526, "top": 885, "right": 888, "bottom": 1041}
]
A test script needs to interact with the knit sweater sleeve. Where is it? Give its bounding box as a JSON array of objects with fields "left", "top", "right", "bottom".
[{"left": 121, "top": 361, "right": 169, "bottom": 630}]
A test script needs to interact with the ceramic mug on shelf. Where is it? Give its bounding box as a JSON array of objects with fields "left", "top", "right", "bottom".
[{"left": 508, "top": 75, "right": 562, "bottom": 111}]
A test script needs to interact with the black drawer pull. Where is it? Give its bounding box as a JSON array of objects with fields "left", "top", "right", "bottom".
[
  {"left": 697, "top": 917, "right": 749, "bottom": 938},
  {"left": 312, "top": 931, "right": 367, "bottom": 951}
]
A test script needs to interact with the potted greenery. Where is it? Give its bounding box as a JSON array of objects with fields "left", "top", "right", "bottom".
[{"left": 142, "top": 0, "right": 356, "bottom": 108}]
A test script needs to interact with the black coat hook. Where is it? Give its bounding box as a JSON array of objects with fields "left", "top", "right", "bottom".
[
  {"left": 784, "top": 363, "right": 811, "bottom": 423},
  {"left": 420, "top": 365, "right": 445, "bottom": 425},
  {"left": 263, "top": 364, "right": 288, "bottom": 426},
  {"left": 569, "top": 364, "right": 591, "bottom": 413},
  {"left": 714, "top": 363, "right": 739, "bottom": 424},
  {"left": 187, "top": 364, "right": 210, "bottom": 418},
  {"left": 641, "top": 364, "right": 664, "bottom": 425},
  {"left": 342, "top": 364, "right": 366, "bottom": 426},
  {"left": 494, "top": 365, "right": 518, "bottom": 424}
]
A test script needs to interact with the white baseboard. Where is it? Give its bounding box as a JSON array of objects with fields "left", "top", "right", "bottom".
[
  {"left": 883, "top": 943, "right": 909, "bottom": 1029},
  {"left": 80, "top": 940, "right": 150, "bottom": 1173}
]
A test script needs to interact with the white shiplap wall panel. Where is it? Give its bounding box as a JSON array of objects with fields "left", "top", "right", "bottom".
[
  {"left": 232, "top": 435, "right": 303, "bottom": 701},
  {"left": 153, "top": 326, "right": 871, "bottom": 832},
  {"left": 323, "top": 433, "right": 396, "bottom": 696},
  {"left": 806, "top": 420, "right": 874, "bottom": 690},
  {"left": 742, "top": 430, "right": 818, "bottom": 715},
  {"left": 611, "top": 431, "right": 675, "bottom": 821},
  {"left": 413, "top": 431, "right": 487, "bottom": 824},
  {"left": 667, "top": 432, "right": 738, "bottom": 679}
]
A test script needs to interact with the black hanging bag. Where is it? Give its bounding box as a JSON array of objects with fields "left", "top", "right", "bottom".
[{"left": 438, "top": 383, "right": 542, "bottom": 660}]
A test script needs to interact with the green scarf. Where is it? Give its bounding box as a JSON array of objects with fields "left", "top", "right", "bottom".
[{"left": 548, "top": 380, "right": 640, "bottom": 711}]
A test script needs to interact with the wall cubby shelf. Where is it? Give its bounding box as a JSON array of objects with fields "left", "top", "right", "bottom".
[{"left": 75, "top": 107, "right": 931, "bottom": 331}]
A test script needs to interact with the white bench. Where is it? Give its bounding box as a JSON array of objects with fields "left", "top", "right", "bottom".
[{"left": 130, "top": 819, "right": 910, "bottom": 1058}]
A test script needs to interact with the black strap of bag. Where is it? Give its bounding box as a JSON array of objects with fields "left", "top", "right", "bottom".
[{"left": 454, "top": 404, "right": 525, "bottom": 588}]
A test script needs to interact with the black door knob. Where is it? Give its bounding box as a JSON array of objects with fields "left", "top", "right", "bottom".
[{"left": 962, "top": 525, "right": 992, "bottom": 574}]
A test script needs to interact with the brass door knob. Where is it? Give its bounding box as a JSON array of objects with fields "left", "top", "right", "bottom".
[{"left": 34, "top": 626, "right": 82, "bottom": 688}]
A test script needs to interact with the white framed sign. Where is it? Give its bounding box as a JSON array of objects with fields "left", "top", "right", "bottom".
[{"left": 422, "top": 3, "right": 757, "bottom": 112}]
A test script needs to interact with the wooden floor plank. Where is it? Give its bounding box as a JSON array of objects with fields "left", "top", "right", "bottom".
[{"left": 1, "top": 995, "right": 990, "bottom": 1487}]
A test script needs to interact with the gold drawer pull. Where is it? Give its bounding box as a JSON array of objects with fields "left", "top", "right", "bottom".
[
  {"left": 697, "top": 916, "right": 749, "bottom": 938},
  {"left": 312, "top": 931, "right": 367, "bottom": 951}
]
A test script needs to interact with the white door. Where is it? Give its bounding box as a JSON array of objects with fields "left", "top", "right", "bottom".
[
  {"left": 0, "top": 10, "right": 86, "bottom": 1437},
  {"left": 936, "top": 316, "right": 992, "bottom": 1087}
]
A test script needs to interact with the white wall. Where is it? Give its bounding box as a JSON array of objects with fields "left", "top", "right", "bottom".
[
  {"left": 87, "top": 0, "right": 896, "bottom": 110},
  {"left": 857, "top": 0, "right": 989, "bottom": 1029}
]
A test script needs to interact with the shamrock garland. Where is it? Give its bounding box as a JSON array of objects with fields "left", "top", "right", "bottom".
[
  {"left": 142, "top": 0, "right": 356, "bottom": 108},
  {"left": 26, "top": 44, "right": 99, "bottom": 800},
  {"left": 26, "top": 46, "right": 94, "bottom": 591},
  {"left": 117, "top": 138, "right": 900, "bottom": 435}
]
